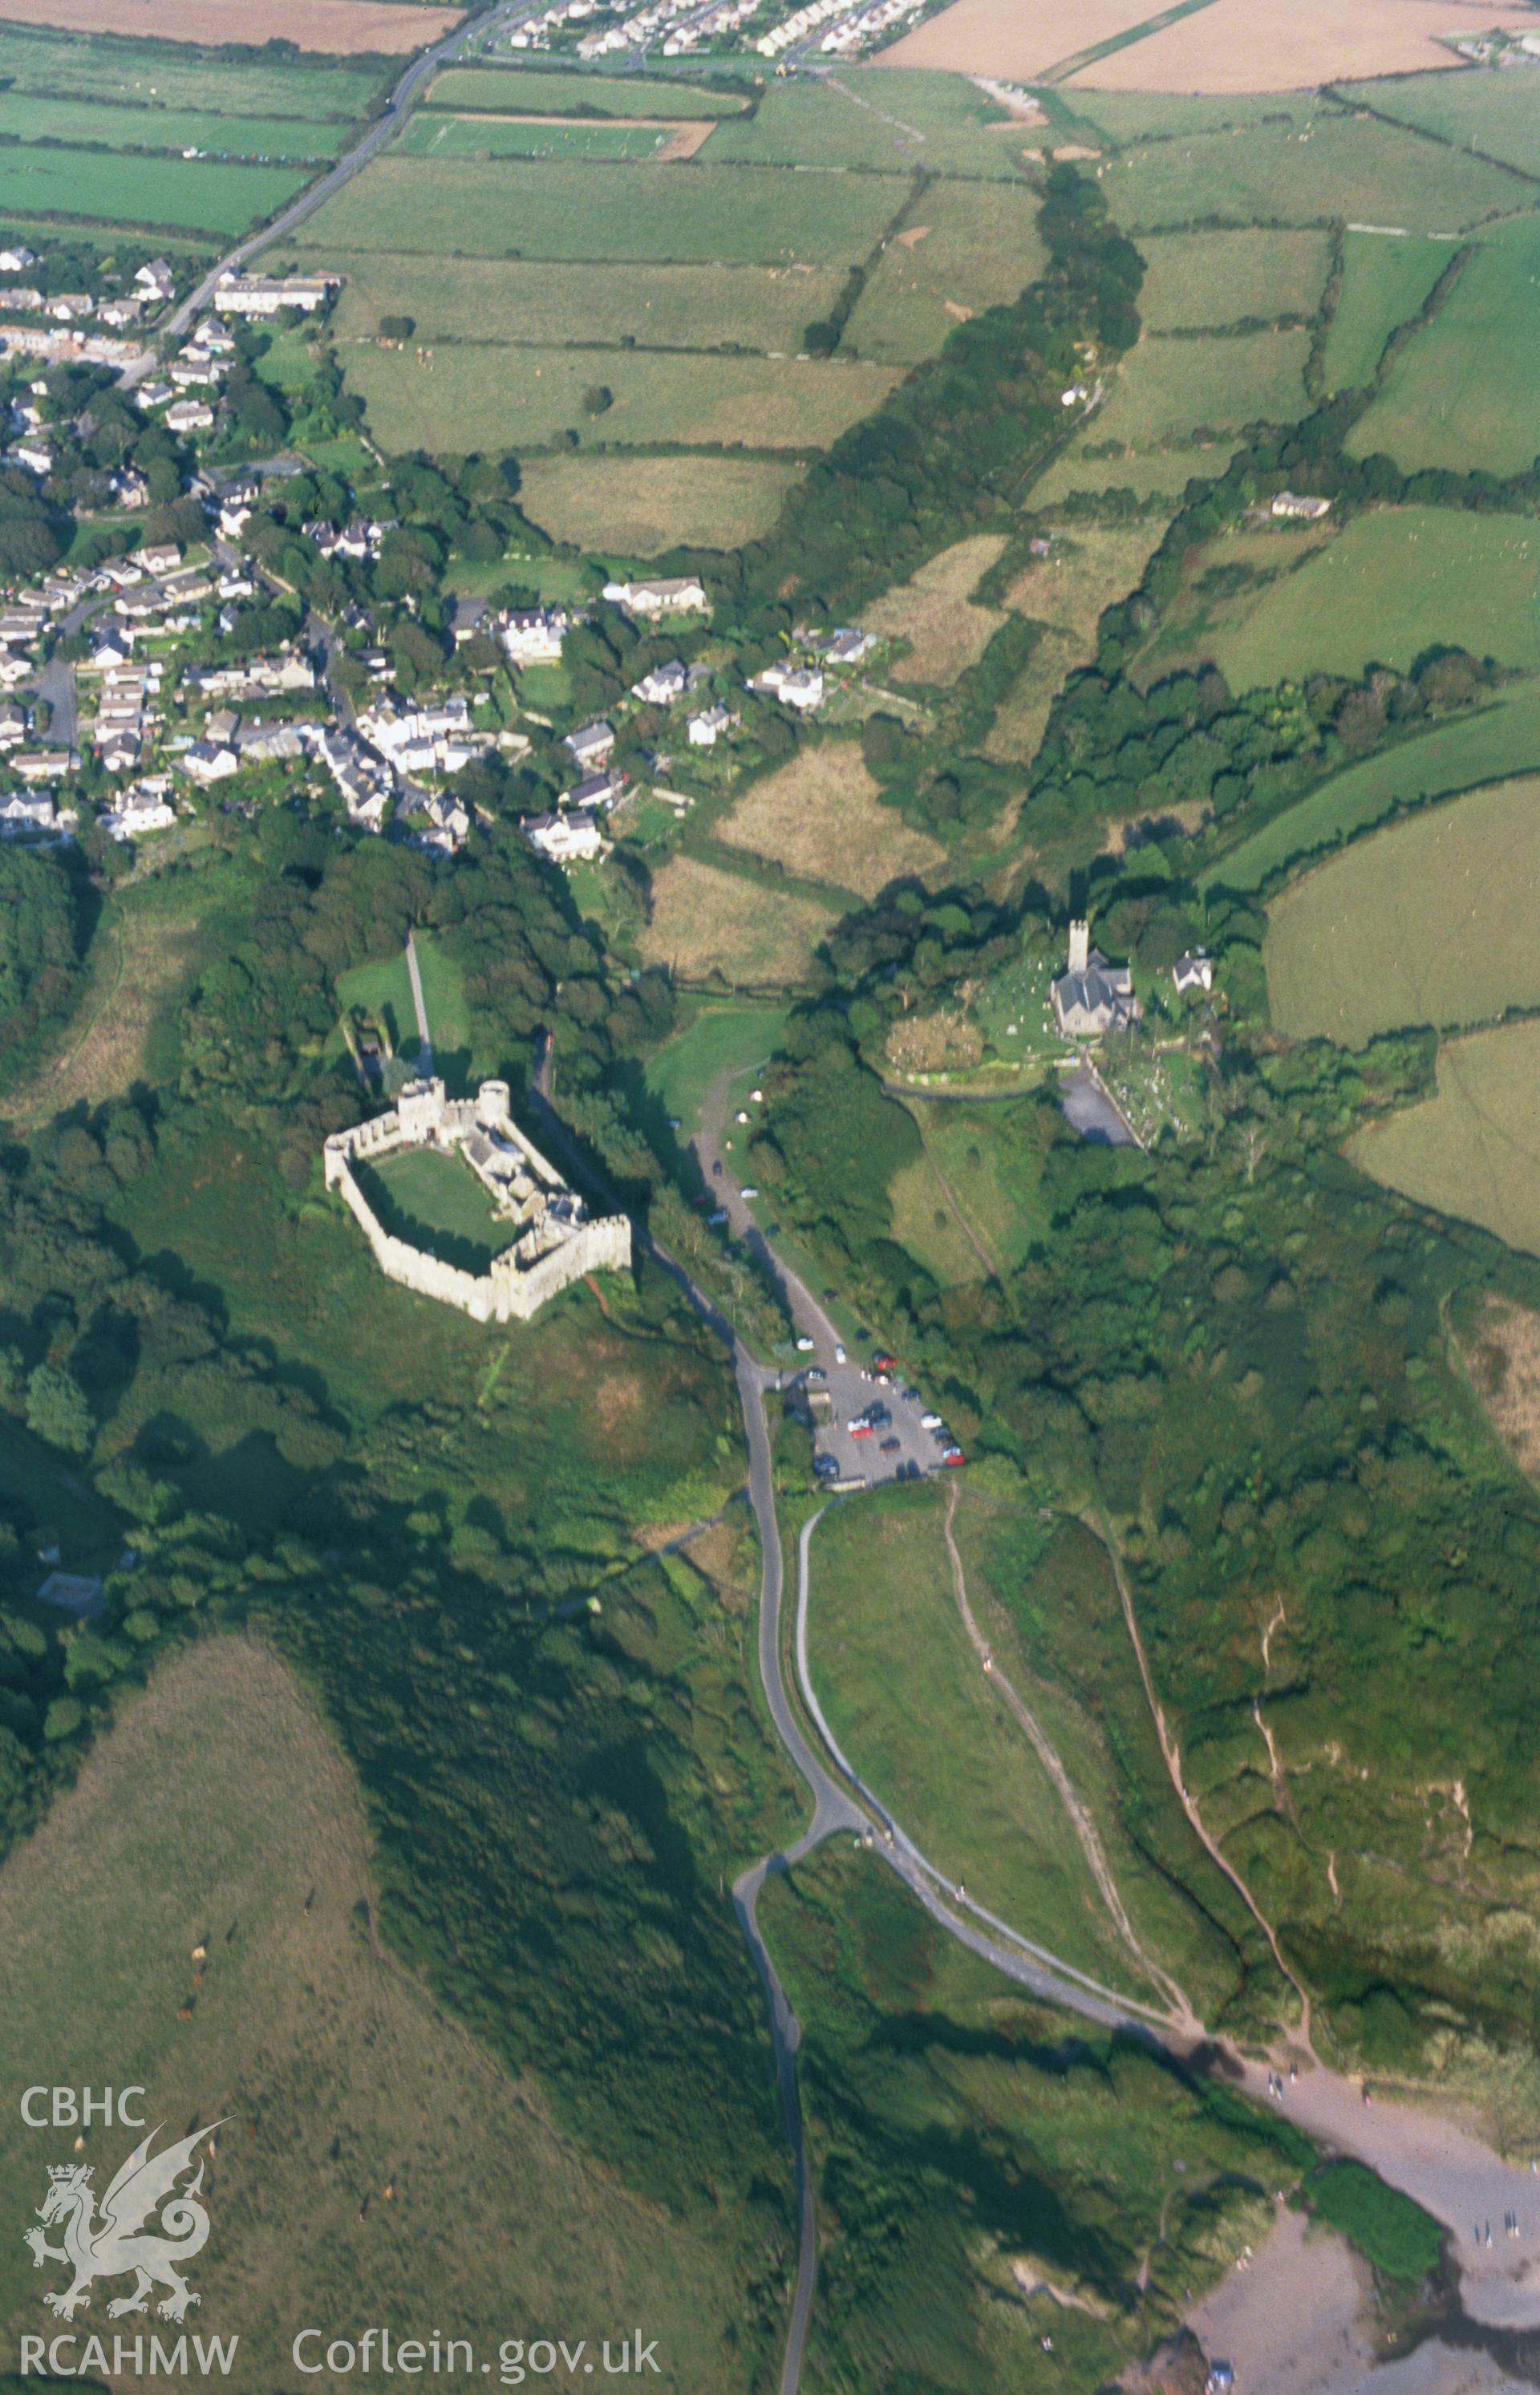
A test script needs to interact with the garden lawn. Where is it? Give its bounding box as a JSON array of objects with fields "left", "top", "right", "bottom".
[
  {"left": 1205, "top": 507, "right": 1540, "bottom": 692},
  {"left": 355, "top": 1145, "right": 520, "bottom": 1274},
  {"left": 1264, "top": 775, "right": 1540, "bottom": 1043}
]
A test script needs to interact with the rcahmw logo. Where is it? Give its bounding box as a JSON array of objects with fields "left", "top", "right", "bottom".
[{"left": 16, "top": 2091, "right": 238, "bottom": 2377}]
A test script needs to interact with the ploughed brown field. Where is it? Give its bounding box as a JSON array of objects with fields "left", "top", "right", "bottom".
[{"left": 0, "top": 0, "right": 461, "bottom": 50}]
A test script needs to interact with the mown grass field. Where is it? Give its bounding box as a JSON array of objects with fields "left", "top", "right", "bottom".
[
  {"left": 1348, "top": 214, "right": 1540, "bottom": 478},
  {"left": 345, "top": 338, "right": 897, "bottom": 455},
  {"left": 293, "top": 152, "right": 902, "bottom": 262},
  {"left": 1096, "top": 111, "right": 1523, "bottom": 234},
  {"left": 0, "top": 24, "right": 383, "bottom": 117},
  {"left": 638, "top": 853, "right": 839, "bottom": 985},
  {"left": 1265, "top": 775, "right": 1540, "bottom": 1043},
  {"left": 428, "top": 63, "right": 744, "bottom": 115},
  {"left": 398, "top": 112, "right": 679, "bottom": 161},
  {"left": 842, "top": 181, "right": 1048, "bottom": 364},
  {"left": 644, "top": 995, "right": 790, "bottom": 1135},
  {"left": 0, "top": 1637, "right": 758, "bottom": 2385},
  {"left": 361, "top": 1145, "right": 519, "bottom": 1273},
  {"left": 1209, "top": 677, "right": 1540, "bottom": 892},
  {"left": 0, "top": 139, "right": 306, "bottom": 233},
  {"left": 865, "top": 533, "right": 1009, "bottom": 683},
  {"left": 1342, "top": 65, "right": 1540, "bottom": 180},
  {"left": 329, "top": 249, "right": 845, "bottom": 354},
  {"left": 517, "top": 452, "right": 799, "bottom": 553},
  {"left": 703, "top": 67, "right": 1029, "bottom": 177},
  {"left": 1202, "top": 507, "right": 1540, "bottom": 692},
  {"left": 1136, "top": 227, "right": 1330, "bottom": 330},
  {"left": 1348, "top": 1016, "right": 1540, "bottom": 1260},
  {"left": 0, "top": 89, "right": 341, "bottom": 156},
  {"left": 1320, "top": 228, "right": 1452, "bottom": 393},
  {"left": 806, "top": 1484, "right": 1157, "bottom": 1999},
  {"left": 716, "top": 743, "right": 944, "bottom": 899},
  {"left": 1060, "top": 89, "right": 1307, "bottom": 142},
  {"left": 1089, "top": 326, "right": 1311, "bottom": 448}
]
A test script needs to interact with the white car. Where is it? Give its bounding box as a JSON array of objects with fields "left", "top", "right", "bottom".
[
  {"left": 921, "top": 1412, "right": 943, "bottom": 1429},
  {"left": 834, "top": 1343, "right": 846, "bottom": 1364},
  {"left": 795, "top": 1335, "right": 815, "bottom": 1352}
]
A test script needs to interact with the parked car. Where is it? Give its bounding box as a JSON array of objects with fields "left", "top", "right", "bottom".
[
  {"left": 880, "top": 1437, "right": 900, "bottom": 1454},
  {"left": 796, "top": 1335, "right": 815, "bottom": 1351},
  {"left": 849, "top": 1421, "right": 874, "bottom": 1440},
  {"left": 711, "top": 1160, "right": 723, "bottom": 1178},
  {"left": 805, "top": 1366, "right": 827, "bottom": 1384},
  {"left": 943, "top": 1449, "right": 966, "bottom": 1468},
  {"left": 921, "top": 1412, "right": 943, "bottom": 1430},
  {"left": 834, "top": 1343, "right": 846, "bottom": 1364}
]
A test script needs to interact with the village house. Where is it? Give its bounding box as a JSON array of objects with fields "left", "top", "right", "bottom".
[
  {"left": 1051, "top": 920, "right": 1141, "bottom": 1039},
  {"left": 1271, "top": 491, "right": 1332, "bottom": 522},
  {"left": 564, "top": 719, "right": 614, "bottom": 768},
  {"left": 632, "top": 659, "right": 689, "bottom": 705},
  {"left": 821, "top": 626, "right": 875, "bottom": 667},
  {"left": 748, "top": 660, "right": 825, "bottom": 711},
  {"left": 687, "top": 702, "right": 735, "bottom": 747},
  {"left": 165, "top": 398, "right": 214, "bottom": 432},
  {"left": 178, "top": 740, "right": 241, "bottom": 786},
  {"left": 1172, "top": 949, "right": 1214, "bottom": 995},
  {"left": 500, "top": 606, "right": 573, "bottom": 665},
  {"left": 136, "top": 260, "right": 175, "bottom": 301},
  {"left": 563, "top": 768, "right": 624, "bottom": 813},
  {"left": 12, "top": 750, "right": 71, "bottom": 783},
  {"left": 0, "top": 702, "right": 27, "bottom": 751},
  {"left": 0, "top": 245, "right": 37, "bottom": 274},
  {"left": 524, "top": 808, "right": 602, "bottom": 864},
  {"left": 603, "top": 575, "right": 709, "bottom": 619},
  {"left": 100, "top": 787, "right": 176, "bottom": 841},
  {"left": 0, "top": 791, "right": 55, "bottom": 833},
  {"left": 213, "top": 270, "right": 338, "bottom": 317}
]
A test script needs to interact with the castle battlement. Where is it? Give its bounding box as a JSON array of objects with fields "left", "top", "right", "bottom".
[{"left": 323, "top": 1076, "right": 630, "bottom": 1325}]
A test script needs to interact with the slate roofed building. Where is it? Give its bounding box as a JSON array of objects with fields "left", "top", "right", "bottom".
[
  {"left": 1172, "top": 949, "right": 1214, "bottom": 995},
  {"left": 1051, "top": 921, "right": 1141, "bottom": 1039}
]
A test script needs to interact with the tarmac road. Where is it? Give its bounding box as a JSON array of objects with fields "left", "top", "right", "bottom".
[{"left": 128, "top": 0, "right": 545, "bottom": 365}]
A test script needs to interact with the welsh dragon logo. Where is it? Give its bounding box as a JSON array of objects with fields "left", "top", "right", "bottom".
[{"left": 25, "top": 2121, "right": 222, "bottom": 2323}]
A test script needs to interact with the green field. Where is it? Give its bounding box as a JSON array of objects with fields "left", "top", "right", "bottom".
[
  {"left": 428, "top": 63, "right": 746, "bottom": 116},
  {"left": 345, "top": 338, "right": 897, "bottom": 455},
  {"left": 0, "top": 25, "right": 383, "bottom": 120},
  {"left": 1320, "top": 228, "right": 1453, "bottom": 393},
  {"left": 1200, "top": 508, "right": 1540, "bottom": 693},
  {"left": 1207, "top": 677, "right": 1540, "bottom": 892},
  {"left": 1348, "top": 214, "right": 1540, "bottom": 478},
  {"left": 1089, "top": 326, "right": 1311, "bottom": 449},
  {"left": 703, "top": 67, "right": 1030, "bottom": 178},
  {"left": 0, "top": 89, "right": 339, "bottom": 160},
  {"left": 0, "top": 140, "right": 307, "bottom": 235},
  {"left": 518, "top": 452, "right": 800, "bottom": 553},
  {"left": 0, "top": 1635, "right": 765, "bottom": 2382},
  {"left": 890, "top": 1096, "right": 1049, "bottom": 1283},
  {"left": 1348, "top": 1015, "right": 1540, "bottom": 1259},
  {"left": 1097, "top": 110, "right": 1524, "bottom": 234},
  {"left": 1265, "top": 775, "right": 1540, "bottom": 1043},
  {"left": 1137, "top": 227, "right": 1330, "bottom": 330},
  {"left": 329, "top": 248, "right": 845, "bottom": 353},
  {"left": 806, "top": 1485, "right": 1158, "bottom": 1998},
  {"left": 1057, "top": 88, "right": 1307, "bottom": 144},
  {"left": 399, "top": 114, "right": 676, "bottom": 161},
  {"left": 843, "top": 180, "right": 1048, "bottom": 364},
  {"left": 292, "top": 152, "right": 902, "bottom": 262},
  {"left": 1342, "top": 65, "right": 1540, "bottom": 180},
  {"left": 358, "top": 1145, "right": 519, "bottom": 1272},
  {"left": 645, "top": 996, "right": 790, "bottom": 1135},
  {"left": 1031, "top": 436, "right": 1229, "bottom": 507}
]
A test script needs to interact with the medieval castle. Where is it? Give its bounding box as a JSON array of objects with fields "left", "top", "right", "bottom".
[{"left": 323, "top": 1076, "right": 631, "bottom": 1324}]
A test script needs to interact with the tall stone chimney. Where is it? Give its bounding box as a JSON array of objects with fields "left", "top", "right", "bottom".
[{"left": 1067, "top": 919, "right": 1090, "bottom": 976}]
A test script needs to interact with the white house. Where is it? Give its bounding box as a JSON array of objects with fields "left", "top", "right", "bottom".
[
  {"left": 687, "top": 703, "right": 733, "bottom": 747},
  {"left": 1271, "top": 491, "right": 1332, "bottom": 522},
  {"left": 165, "top": 399, "right": 214, "bottom": 432},
  {"left": 0, "top": 792, "right": 55, "bottom": 833},
  {"left": 178, "top": 740, "right": 241, "bottom": 785},
  {"left": 101, "top": 790, "right": 176, "bottom": 841},
  {"left": 524, "top": 807, "right": 602, "bottom": 863},
  {"left": 1172, "top": 949, "right": 1214, "bottom": 995},
  {"left": 603, "top": 576, "right": 708, "bottom": 619},
  {"left": 213, "top": 271, "right": 338, "bottom": 317},
  {"left": 0, "top": 245, "right": 37, "bottom": 274},
  {"left": 500, "top": 607, "right": 570, "bottom": 665},
  {"left": 632, "top": 659, "right": 688, "bottom": 706},
  {"left": 749, "top": 661, "right": 825, "bottom": 711}
]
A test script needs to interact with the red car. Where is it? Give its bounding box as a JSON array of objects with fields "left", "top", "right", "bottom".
[
  {"left": 873, "top": 1352, "right": 898, "bottom": 1373},
  {"left": 942, "top": 1449, "right": 967, "bottom": 1468},
  {"left": 849, "top": 1421, "right": 875, "bottom": 1440}
]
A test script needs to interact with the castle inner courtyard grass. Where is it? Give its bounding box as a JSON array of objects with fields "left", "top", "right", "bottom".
[{"left": 358, "top": 1145, "right": 521, "bottom": 1274}]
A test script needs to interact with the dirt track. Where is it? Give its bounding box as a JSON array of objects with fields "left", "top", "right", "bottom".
[{"left": 0, "top": 0, "right": 463, "bottom": 51}]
